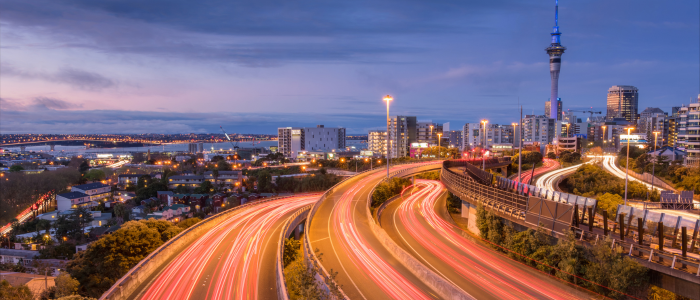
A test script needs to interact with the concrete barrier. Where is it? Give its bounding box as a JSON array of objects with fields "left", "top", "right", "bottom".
[
  {"left": 365, "top": 164, "right": 475, "bottom": 300},
  {"left": 277, "top": 204, "right": 313, "bottom": 300},
  {"left": 99, "top": 195, "right": 301, "bottom": 300}
]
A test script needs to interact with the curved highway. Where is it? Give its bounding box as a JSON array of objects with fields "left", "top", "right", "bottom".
[
  {"left": 308, "top": 163, "right": 443, "bottom": 300},
  {"left": 516, "top": 158, "right": 559, "bottom": 184},
  {"left": 535, "top": 159, "right": 597, "bottom": 191},
  {"left": 130, "top": 194, "right": 319, "bottom": 300},
  {"left": 381, "top": 180, "right": 594, "bottom": 300}
]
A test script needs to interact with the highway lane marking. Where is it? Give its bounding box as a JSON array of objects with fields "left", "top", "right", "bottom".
[{"left": 311, "top": 236, "right": 329, "bottom": 243}]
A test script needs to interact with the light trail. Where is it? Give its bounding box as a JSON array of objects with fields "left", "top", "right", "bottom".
[
  {"left": 395, "top": 180, "right": 590, "bottom": 299},
  {"left": 138, "top": 194, "right": 318, "bottom": 300},
  {"left": 330, "top": 165, "right": 434, "bottom": 300},
  {"left": 517, "top": 158, "right": 559, "bottom": 185},
  {"left": 535, "top": 159, "right": 596, "bottom": 191}
]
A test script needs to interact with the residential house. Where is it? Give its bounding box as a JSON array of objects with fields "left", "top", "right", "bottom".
[
  {"left": 168, "top": 175, "right": 205, "bottom": 189},
  {"left": 157, "top": 191, "right": 174, "bottom": 205},
  {"left": 56, "top": 192, "right": 92, "bottom": 212}
]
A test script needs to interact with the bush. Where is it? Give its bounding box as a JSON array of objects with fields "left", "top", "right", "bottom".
[
  {"left": 415, "top": 171, "right": 440, "bottom": 180},
  {"left": 596, "top": 193, "right": 623, "bottom": 217},
  {"left": 564, "top": 164, "right": 656, "bottom": 201},
  {"left": 177, "top": 217, "right": 202, "bottom": 229},
  {"left": 547, "top": 152, "right": 557, "bottom": 159},
  {"left": 370, "top": 177, "right": 412, "bottom": 208},
  {"left": 0, "top": 279, "right": 33, "bottom": 300},
  {"left": 446, "top": 192, "right": 461, "bottom": 213}
]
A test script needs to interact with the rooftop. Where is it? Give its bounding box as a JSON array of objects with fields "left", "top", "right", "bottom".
[
  {"left": 57, "top": 191, "right": 89, "bottom": 200},
  {"left": 72, "top": 182, "right": 109, "bottom": 190}
]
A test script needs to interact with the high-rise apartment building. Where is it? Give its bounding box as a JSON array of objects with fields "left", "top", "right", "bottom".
[
  {"left": 668, "top": 117, "right": 678, "bottom": 147},
  {"left": 606, "top": 85, "right": 639, "bottom": 124},
  {"left": 387, "top": 116, "right": 417, "bottom": 158},
  {"left": 522, "top": 115, "right": 555, "bottom": 144},
  {"left": 637, "top": 109, "right": 668, "bottom": 147},
  {"left": 676, "top": 95, "right": 700, "bottom": 167},
  {"left": 416, "top": 121, "right": 443, "bottom": 145},
  {"left": 447, "top": 130, "right": 463, "bottom": 149},
  {"left": 462, "top": 123, "right": 514, "bottom": 149},
  {"left": 278, "top": 125, "right": 346, "bottom": 159},
  {"left": 367, "top": 130, "right": 387, "bottom": 156}
]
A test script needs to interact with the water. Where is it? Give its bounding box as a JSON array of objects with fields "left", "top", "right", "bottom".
[{"left": 5, "top": 140, "right": 367, "bottom": 155}]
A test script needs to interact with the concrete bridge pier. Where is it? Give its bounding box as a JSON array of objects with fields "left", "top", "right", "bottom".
[
  {"left": 294, "top": 222, "right": 305, "bottom": 240},
  {"left": 500, "top": 166, "right": 508, "bottom": 177},
  {"left": 20, "top": 146, "right": 26, "bottom": 152},
  {"left": 50, "top": 144, "right": 55, "bottom": 151}
]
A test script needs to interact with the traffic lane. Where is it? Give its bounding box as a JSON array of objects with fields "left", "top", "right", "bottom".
[
  {"left": 137, "top": 197, "right": 315, "bottom": 300},
  {"left": 127, "top": 206, "right": 253, "bottom": 300},
  {"left": 309, "top": 169, "right": 441, "bottom": 300},
  {"left": 383, "top": 185, "right": 594, "bottom": 300}
]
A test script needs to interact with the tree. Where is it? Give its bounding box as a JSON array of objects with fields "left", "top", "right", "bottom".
[
  {"left": 67, "top": 220, "right": 181, "bottom": 297},
  {"left": 78, "top": 161, "right": 90, "bottom": 174},
  {"left": 0, "top": 279, "right": 33, "bottom": 300},
  {"left": 113, "top": 203, "right": 129, "bottom": 224},
  {"left": 9, "top": 165, "right": 24, "bottom": 172},
  {"left": 54, "top": 272, "right": 80, "bottom": 297},
  {"left": 596, "top": 193, "right": 623, "bottom": 218},
  {"left": 283, "top": 238, "right": 301, "bottom": 267},
  {"left": 194, "top": 180, "right": 214, "bottom": 194},
  {"left": 547, "top": 152, "right": 557, "bottom": 159},
  {"left": 589, "top": 146, "right": 603, "bottom": 157},
  {"left": 584, "top": 236, "right": 648, "bottom": 298},
  {"left": 84, "top": 169, "right": 106, "bottom": 182},
  {"left": 370, "top": 177, "right": 412, "bottom": 207},
  {"left": 257, "top": 171, "right": 272, "bottom": 192},
  {"left": 177, "top": 217, "right": 201, "bottom": 229}
]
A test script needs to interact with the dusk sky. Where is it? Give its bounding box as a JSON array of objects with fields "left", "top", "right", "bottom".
[{"left": 1, "top": 0, "right": 698, "bottom": 134}]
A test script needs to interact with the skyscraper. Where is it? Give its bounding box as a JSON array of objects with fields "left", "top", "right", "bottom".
[
  {"left": 545, "top": 98, "right": 563, "bottom": 120},
  {"left": 606, "top": 85, "right": 639, "bottom": 123},
  {"left": 546, "top": 0, "right": 566, "bottom": 120}
]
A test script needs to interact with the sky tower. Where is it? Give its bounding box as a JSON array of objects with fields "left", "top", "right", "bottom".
[{"left": 546, "top": 0, "right": 566, "bottom": 120}]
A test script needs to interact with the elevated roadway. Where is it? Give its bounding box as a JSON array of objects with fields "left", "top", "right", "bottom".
[
  {"left": 515, "top": 158, "right": 559, "bottom": 184},
  {"left": 307, "top": 163, "right": 443, "bottom": 300},
  {"left": 127, "top": 194, "right": 318, "bottom": 300},
  {"left": 381, "top": 180, "right": 594, "bottom": 300}
]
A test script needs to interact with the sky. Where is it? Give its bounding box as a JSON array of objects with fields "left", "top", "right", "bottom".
[{"left": 1, "top": 0, "right": 698, "bottom": 134}]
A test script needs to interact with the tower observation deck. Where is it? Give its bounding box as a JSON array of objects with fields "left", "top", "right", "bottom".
[{"left": 546, "top": 0, "right": 566, "bottom": 120}]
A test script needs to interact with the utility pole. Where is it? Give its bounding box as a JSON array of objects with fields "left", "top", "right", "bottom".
[
  {"left": 384, "top": 95, "right": 393, "bottom": 179},
  {"left": 624, "top": 127, "right": 634, "bottom": 206},
  {"left": 518, "top": 106, "right": 523, "bottom": 182}
]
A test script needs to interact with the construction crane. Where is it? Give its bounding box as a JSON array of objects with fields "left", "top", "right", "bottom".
[
  {"left": 567, "top": 109, "right": 602, "bottom": 120},
  {"left": 219, "top": 126, "right": 239, "bottom": 152}
]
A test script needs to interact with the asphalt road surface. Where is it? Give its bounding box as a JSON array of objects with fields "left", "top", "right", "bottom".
[{"left": 382, "top": 180, "right": 598, "bottom": 300}]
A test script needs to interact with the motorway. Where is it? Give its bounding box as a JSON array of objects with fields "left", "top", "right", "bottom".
[
  {"left": 308, "top": 164, "right": 442, "bottom": 300},
  {"left": 535, "top": 159, "right": 596, "bottom": 191},
  {"left": 130, "top": 194, "right": 318, "bottom": 300},
  {"left": 600, "top": 155, "right": 699, "bottom": 221},
  {"left": 382, "top": 180, "right": 594, "bottom": 300},
  {"left": 515, "top": 158, "right": 559, "bottom": 185}
]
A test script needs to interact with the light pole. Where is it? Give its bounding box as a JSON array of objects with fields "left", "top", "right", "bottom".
[
  {"left": 565, "top": 123, "right": 570, "bottom": 138},
  {"left": 512, "top": 122, "right": 521, "bottom": 182},
  {"left": 437, "top": 133, "right": 442, "bottom": 158},
  {"left": 429, "top": 125, "right": 434, "bottom": 144},
  {"left": 649, "top": 131, "right": 660, "bottom": 199},
  {"left": 623, "top": 127, "right": 634, "bottom": 205},
  {"left": 383, "top": 95, "right": 393, "bottom": 179},
  {"left": 601, "top": 125, "right": 607, "bottom": 148},
  {"left": 481, "top": 119, "right": 488, "bottom": 169}
]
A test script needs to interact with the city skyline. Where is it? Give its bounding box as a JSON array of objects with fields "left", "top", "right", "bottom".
[{"left": 1, "top": 0, "right": 698, "bottom": 134}]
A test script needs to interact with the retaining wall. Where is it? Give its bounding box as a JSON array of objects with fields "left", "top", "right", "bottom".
[
  {"left": 366, "top": 163, "right": 476, "bottom": 300},
  {"left": 277, "top": 204, "right": 313, "bottom": 300}
]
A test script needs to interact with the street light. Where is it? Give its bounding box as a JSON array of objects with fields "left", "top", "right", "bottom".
[
  {"left": 601, "top": 125, "right": 607, "bottom": 144},
  {"left": 437, "top": 133, "right": 442, "bottom": 158},
  {"left": 481, "top": 119, "right": 488, "bottom": 170},
  {"left": 429, "top": 125, "right": 434, "bottom": 143},
  {"left": 623, "top": 127, "right": 634, "bottom": 205},
  {"left": 383, "top": 95, "right": 393, "bottom": 179},
  {"left": 649, "top": 131, "right": 661, "bottom": 199},
  {"left": 565, "top": 123, "right": 570, "bottom": 138},
  {"left": 512, "top": 122, "right": 522, "bottom": 182}
]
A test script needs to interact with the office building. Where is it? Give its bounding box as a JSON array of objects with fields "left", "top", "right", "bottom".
[
  {"left": 368, "top": 130, "right": 387, "bottom": 156},
  {"left": 188, "top": 143, "right": 198, "bottom": 153},
  {"left": 638, "top": 111, "right": 669, "bottom": 147},
  {"left": 546, "top": 1, "right": 566, "bottom": 120},
  {"left": 278, "top": 125, "right": 346, "bottom": 159},
  {"left": 545, "top": 98, "right": 563, "bottom": 121},
  {"left": 676, "top": 95, "right": 700, "bottom": 167},
  {"left": 606, "top": 85, "right": 639, "bottom": 124},
  {"left": 388, "top": 116, "right": 417, "bottom": 158},
  {"left": 668, "top": 117, "right": 678, "bottom": 147},
  {"left": 447, "top": 130, "right": 463, "bottom": 149}
]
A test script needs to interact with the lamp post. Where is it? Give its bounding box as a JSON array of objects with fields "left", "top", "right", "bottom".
[
  {"left": 649, "top": 131, "right": 660, "bottom": 199},
  {"left": 383, "top": 95, "right": 393, "bottom": 179},
  {"left": 481, "top": 119, "right": 488, "bottom": 169},
  {"left": 429, "top": 125, "right": 434, "bottom": 144},
  {"left": 565, "top": 123, "right": 570, "bottom": 138},
  {"left": 512, "top": 122, "right": 521, "bottom": 182},
  {"left": 623, "top": 127, "right": 634, "bottom": 205},
  {"left": 437, "top": 133, "right": 442, "bottom": 158},
  {"left": 601, "top": 125, "right": 607, "bottom": 148}
]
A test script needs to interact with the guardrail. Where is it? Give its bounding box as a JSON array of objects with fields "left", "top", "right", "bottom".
[
  {"left": 364, "top": 162, "right": 475, "bottom": 300},
  {"left": 277, "top": 203, "right": 313, "bottom": 300},
  {"left": 99, "top": 194, "right": 301, "bottom": 300}
]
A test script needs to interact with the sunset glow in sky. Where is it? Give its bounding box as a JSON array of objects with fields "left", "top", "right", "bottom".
[{"left": 1, "top": 0, "right": 698, "bottom": 134}]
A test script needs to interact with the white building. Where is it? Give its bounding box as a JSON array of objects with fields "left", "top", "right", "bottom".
[
  {"left": 56, "top": 182, "right": 112, "bottom": 212},
  {"left": 367, "top": 130, "right": 387, "bottom": 157},
  {"left": 388, "top": 116, "right": 417, "bottom": 158},
  {"left": 462, "top": 123, "right": 515, "bottom": 150},
  {"left": 278, "top": 125, "right": 346, "bottom": 159},
  {"left": 70, "top": 182, "right": 111, "bottom": 202},
  {"left": 677, "top": 95, "right": 700, "bottom": 167},
  {"left": 522, "top": 115, "right": 555, "bottom": 145}
]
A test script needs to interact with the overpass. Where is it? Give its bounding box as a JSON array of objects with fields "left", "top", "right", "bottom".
[{"left": 441, "top": 159, "right": 700, "bottom": 299}]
